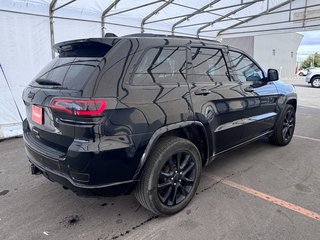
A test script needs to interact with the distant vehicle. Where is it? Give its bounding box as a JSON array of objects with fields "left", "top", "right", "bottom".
[
  {"left": 296, "top": 69, "right": 308, "bottom": 76},
  {"left": 22, "top": 34, "right": 297, "bottom": 215},
  {"left": 306, "top": 68, "right": 320, "bottom": 88}
]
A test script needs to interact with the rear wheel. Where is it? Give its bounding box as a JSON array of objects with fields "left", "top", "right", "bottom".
[
  {"left": 311, "top": 77, "right": 320, "bottom": 88},
  {"left": 269, "top": 104, "right": 295, "bottom": 146},
  {"left": 134, "top": 137, "right": 201, "bottom": 215}
]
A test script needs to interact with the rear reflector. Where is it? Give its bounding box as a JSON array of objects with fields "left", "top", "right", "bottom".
[
  {"left": 32, "top": 105, "right": 43, "bottom": 124},
  {"left": 50, "top": 98, "right": 107, "bottom": 116}
]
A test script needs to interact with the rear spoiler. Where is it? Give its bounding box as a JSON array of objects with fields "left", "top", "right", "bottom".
[
  {"left": 54, "top": 38, "right": 118, "bottom": 50},
  {"left": 53, "top": 38, "right": 118, "bottom": 57}
]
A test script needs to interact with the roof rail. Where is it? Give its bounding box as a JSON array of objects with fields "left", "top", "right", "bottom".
[{"left": 123, "top": 33, "right": 219, "bottom": 43}]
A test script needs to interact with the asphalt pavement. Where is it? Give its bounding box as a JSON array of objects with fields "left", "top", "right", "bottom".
[{"left": 1, "top": 77, "right": 319, "bottom": 240}]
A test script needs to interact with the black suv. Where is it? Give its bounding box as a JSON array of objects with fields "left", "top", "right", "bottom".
[{"left": 23, "top": 34, "right": 297, "bottom": 215}]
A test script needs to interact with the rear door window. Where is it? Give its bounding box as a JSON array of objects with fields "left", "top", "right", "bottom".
[
  {"left": 190, "top": 47, "right": 229, "bottom": 83},
  {"left": 132, "top": 46, "right": 187, "bottom": 85}
]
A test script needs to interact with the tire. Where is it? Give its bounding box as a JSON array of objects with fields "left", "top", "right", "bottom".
[
  {"left": 298, "top": 72, "right": 304, "bottom": 76},
  {"left": 134, "top": 136, "right": 202, "bottom": 215},
  {"left": 269, "top": 104, "right": 296, "bottom": 146},
  {"left": 311, "top": 77, "right": 320, "bottom": 88}
]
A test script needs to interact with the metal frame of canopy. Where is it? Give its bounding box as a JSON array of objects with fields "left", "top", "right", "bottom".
[
  {"left": 1, "top": 0, "right": 318, "bottom": 139},
  {"left": 9, "top": 0, "right": 318, "bottom": 58}
]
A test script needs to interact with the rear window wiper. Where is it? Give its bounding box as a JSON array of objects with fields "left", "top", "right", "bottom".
[{"left": 35, "top": 79, "right": 61, "bottom": 86}]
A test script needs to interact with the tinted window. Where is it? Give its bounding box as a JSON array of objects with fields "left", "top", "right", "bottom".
[
  {"left": 30, "top": 41, "right": 114, "bottom": 90},
  {"left": 31, "top": 57, "right": 101, "bottom": 90},
  {"left": 132, "top": 47, "right": 187, "bottom": 85},
  {"left": 190, "top": 47, "right": 229, "bottom": 83},
  {"left": 229, "top": 51, "right": 264, "bottom": 82}
]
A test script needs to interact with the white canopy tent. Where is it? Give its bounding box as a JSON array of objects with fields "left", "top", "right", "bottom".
[{"left": 0, "top": 0, "right": 319, "bottom": 139}]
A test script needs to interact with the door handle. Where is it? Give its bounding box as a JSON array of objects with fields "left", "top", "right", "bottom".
[
  {"left": 195, "top": 88, "right": 211, "bottom": 96},
  {"left": 244, "top": 86, "right": 254, "bottom": 92}
]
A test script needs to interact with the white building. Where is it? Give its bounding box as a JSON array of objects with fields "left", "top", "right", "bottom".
[{"left": 222, "top": 33, "right": 303, "bottom": 78}]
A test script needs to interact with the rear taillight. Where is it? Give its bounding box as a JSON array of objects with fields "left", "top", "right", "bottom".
[{"left": 50, "top": 98, "right": 107, "bottom": 116}]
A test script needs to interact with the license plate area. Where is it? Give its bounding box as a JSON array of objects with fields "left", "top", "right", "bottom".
[{"left": 32, "top": 105, "right": 43, "bottom": 125}]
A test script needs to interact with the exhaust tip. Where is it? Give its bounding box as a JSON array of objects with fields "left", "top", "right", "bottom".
[{"left": 30, "top": 164, "right": 42, "bottom": 175}]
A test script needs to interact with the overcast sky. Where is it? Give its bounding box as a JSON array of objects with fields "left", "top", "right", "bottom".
[{"left": 297, "top": 30, "right": 320, "bottom": 61}]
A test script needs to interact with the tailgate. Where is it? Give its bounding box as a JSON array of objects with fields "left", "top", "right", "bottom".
[{"left": 23, "top": 87, "right": 82, "bottom": 151}]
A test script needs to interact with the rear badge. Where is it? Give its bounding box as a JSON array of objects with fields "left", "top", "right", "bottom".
[
  {"left": 27, "top": 91, "right": 35, "bottom": 100},
  {"left": 32, "top": 105, "right": 43, "bottom": 125}
]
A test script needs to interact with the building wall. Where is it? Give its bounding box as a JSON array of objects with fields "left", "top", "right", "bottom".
[
  {"left": 222, "top": 33, "right": 303, "bottom": 78},
  {"left": 222, "top": 36, "right": 254, "bottom": 57},
  {"left": 253, "top": 33, "right": 303, "bottom": 78}
]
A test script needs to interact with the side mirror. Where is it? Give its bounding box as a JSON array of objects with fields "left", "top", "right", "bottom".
[{"left": 267, "top": 69, "right": 279, "bottom": 81}]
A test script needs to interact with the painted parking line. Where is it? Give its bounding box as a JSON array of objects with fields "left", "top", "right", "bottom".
[
  {"left": 203, "top": 174, "right": 320, "bottom": 222},
  {"left": 294, "top": 135, "right": 320, "bottom": 142}
]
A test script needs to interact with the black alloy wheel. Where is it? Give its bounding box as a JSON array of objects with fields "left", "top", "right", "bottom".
[
  {"left": 134, "top": 137, "right": 201, "bottom": 215},
  {"left": 269, "top": 104, "right": 296, "bottom": 146},
  {"left": 157, "top": 151, "right": 196, "bottom": 206},
  {"left": 282, "top": 108, "right": 295, "bottom": 142}
]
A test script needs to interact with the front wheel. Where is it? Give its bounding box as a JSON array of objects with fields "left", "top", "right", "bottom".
[
  {"left": 269, "top": 104, "right": 296, "bottom": 146},
  {"left": 134, "top": 137, "right": 202, "bottom": 215},
  {"left": 311, "top": 77, "right": 320, "bottom": 88}
]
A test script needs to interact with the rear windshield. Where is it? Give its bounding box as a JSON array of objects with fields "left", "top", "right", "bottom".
[{"left": 30, "top": 42, "right": 112, "bottom": 90}]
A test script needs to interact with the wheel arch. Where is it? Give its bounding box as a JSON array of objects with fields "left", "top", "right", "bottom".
[
  {"left": 311, "top": 74, "right": 320, "bottom": 81},
  {"left": 286, "top": 98, "right": 297, "bottom": 111},
  {"left": 133, "top": 121, "right": 210, "bottom": 181}
]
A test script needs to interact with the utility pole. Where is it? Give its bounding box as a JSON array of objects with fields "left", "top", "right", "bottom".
[{"left": 312, "top": 53, "right": 315, "bottom": 67}]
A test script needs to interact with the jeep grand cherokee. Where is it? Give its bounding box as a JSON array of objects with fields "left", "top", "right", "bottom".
[{"left": 23, "top": 34, "right": 297, "bottom": 215}]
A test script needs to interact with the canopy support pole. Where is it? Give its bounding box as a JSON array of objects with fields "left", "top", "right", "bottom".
[
  {"left": 289, "top": 0, "right": 293, "bottom": 21},
  {"left": 49, "top": 0, "right": 78, "bottom": 58},
  {"left": 146, "top": 1, "right": 262, "bottom": 25},
  {"left": 101, "top": 0, "right": 121, "bottom": 37},
  {"left": 197, "top": 0, "right": 262, "bottom": 37},
  {"left": 216, "top": 0, "right": 294, "bottom": 38},
  {"left": 49, "top": 0, "right": 58, "bottom": 59},
  {"left": 200, "top": 2, "right": 318, "bottom": 27},
  {"left": 302, "top": 0, "right": 308, "bottom": 28},
  {"left": 171, "top": 0, "right": 221, "bottom": 35},
  {"left": 52, "top": 0, "right": 77, "bottom": 12},
  {"left": 106, "top": 1, "right": 163, "bottom": 17},
  {"left": 141, "top": 0, "right": 174, "bottom": 33}
]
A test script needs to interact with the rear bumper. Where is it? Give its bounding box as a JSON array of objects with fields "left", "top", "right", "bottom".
[
  {"left": 28, "top": 158, "right": 134, "bottom": 196},
  {"left": 23, "top": 121, "right": 145, "bottom": 196}
]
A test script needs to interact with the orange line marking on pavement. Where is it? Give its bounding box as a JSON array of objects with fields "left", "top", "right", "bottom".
[
  {"left": 204, "top": 174, "right": 320, "bottom": 222},
  {"left": 294, "top": 135, "right": 320, "bottom": 142}
]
